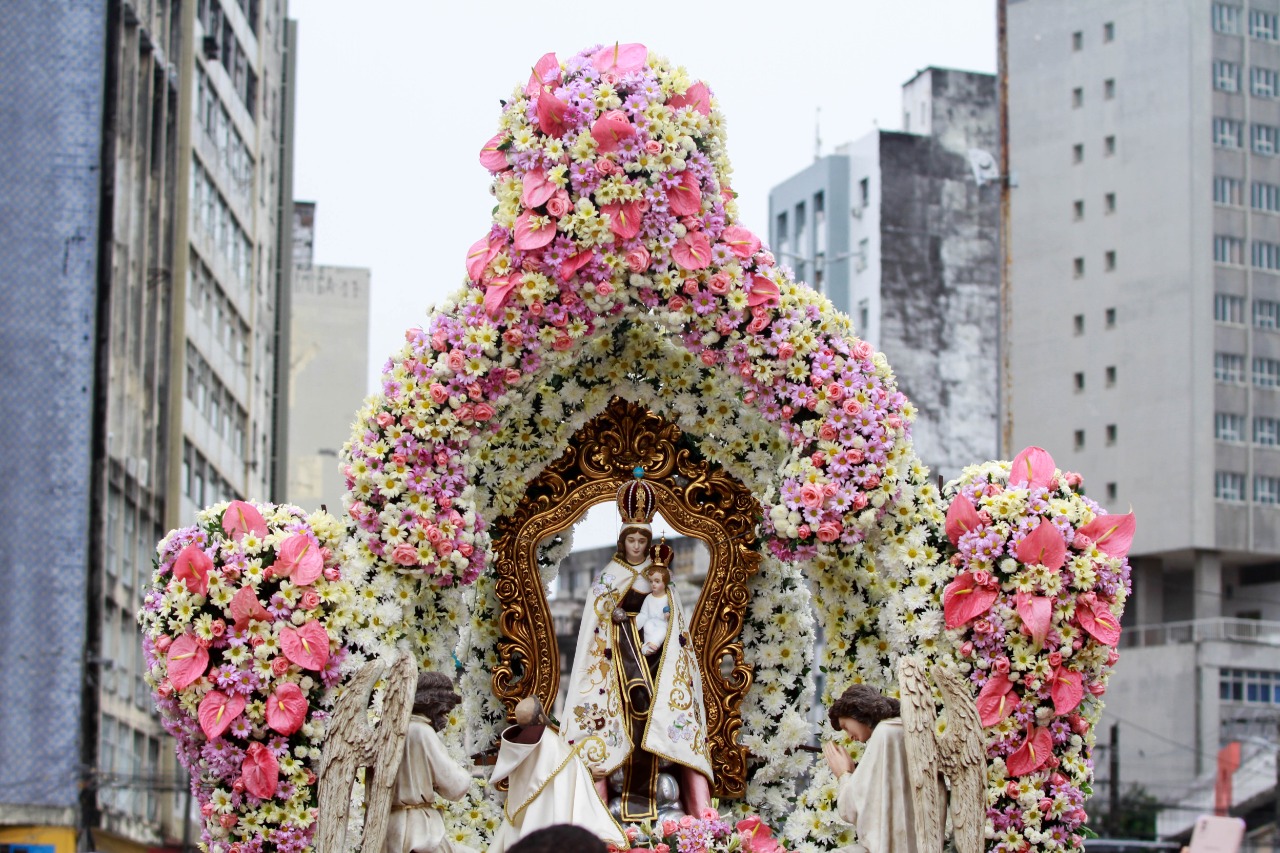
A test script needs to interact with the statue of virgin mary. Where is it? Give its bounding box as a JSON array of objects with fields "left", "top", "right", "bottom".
[{"left": 560, "top": 477, "right": 713, "bottom": 822}]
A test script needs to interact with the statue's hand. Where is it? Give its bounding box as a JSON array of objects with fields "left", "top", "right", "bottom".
[
  {"left": 611, "top": 607, "right": 627, "bottom": 624},
  {"left": 823, "top": 740, "right": 855, "bottom": 778}
]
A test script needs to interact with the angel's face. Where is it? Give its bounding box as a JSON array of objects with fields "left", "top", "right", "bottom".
[{"left": 839, "top": 717, "right": 873, "bottom": 743}]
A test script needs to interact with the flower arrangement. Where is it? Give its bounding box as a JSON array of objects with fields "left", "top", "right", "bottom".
[
  {"left": 617, "top": 811, "right": 788, "bottom": 853},
  {"left": 139, "top": 501, "right": 357, "bottom": 853}
]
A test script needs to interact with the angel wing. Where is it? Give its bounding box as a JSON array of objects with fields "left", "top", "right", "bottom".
[
  {"left": 362, "top": 653, "right": 418, "bottom": 853},
  {"left": 898, "top": 655, "right": 947, "bottom": 853},
  {"left": 931, "top": 661, "right": 987, "bottom": 853}
]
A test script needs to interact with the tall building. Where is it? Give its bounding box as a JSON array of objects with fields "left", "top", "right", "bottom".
[
  {"left": 286, "top": 201, "right": 371, "bottom": 514},
  {"left": 0, "top": 2, "right": 296, "bottom": 850},
  {"left": 768, "top": 68, "right": 1001, "bottom": 481},
  {"left": 1007, "top": 0, "right": 1280, "bottom": 835}
]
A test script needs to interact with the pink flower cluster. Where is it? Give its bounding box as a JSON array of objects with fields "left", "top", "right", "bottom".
[
  {"left": 139, "top": 502, "right": 349, "bottom": 853},
  {"left": 614, "top": 810, "right": 786, "bottom": 853},
  {"left": 940, "top": 448, "right": 1135, "bottom": 853}
]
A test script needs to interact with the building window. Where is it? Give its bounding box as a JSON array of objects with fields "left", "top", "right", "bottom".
[
  {"left": 856, "top": 238, "right": 869, "bottom": 272},
  {"left": 1104, "top": 135, "right": 1116, "bottom": 156},
  {"left": 1255, "top": 357, "right": 1280, "bottom": 387},
  {"left": 1216, "top": 471, "right": 1247, "bottom": 501},
  {"left": 858, "top": 177, "right": 870, "bottom": 208},
  {"left": 1106, "top": 365, "right": 1117, "bottom": 386},
  {"left": 1073, "top": 143, "right": 1084, "bottom": 163},
  {"left": 857, "top": 298, "right": 869, "bottom": 334},
  {"left": 1216, "top": 293, "right": 1246, "bottom": 323},
  {"left": 1218, "top": 176, "right": 1245, "bottom": 205},
  {"left": 1216, "top": 352, "right": 1247, "bottom": 383},
  {"left": 1105, "top": 307, "right": 1117, "bottom": 327},
  {"left": 1255, "top": 181, "right": 1280, "bottom": 213},
  {"left": 1215, "top": 117, "right": 1244, "bottom": 148},
  {"left": 1073, "top": 257, "right": 1085, "bottom": 277},
  {"left": 1072, "top": 30, "right": 1083, "bottom": 50},
  {"left": 1105, "top": 424, "right": 1117, "bottom": 445},
  {"left": 1074, "top": 429, "right": 1086, "bottom": 450},
  {"left": 1105, "top": 250, "right": 1117, "bottom": 271},
  {"left": 1255, "top": 299, "right": 1280, "bottom": 328},
  {"left": 1073, "top": 314, "right": 1085, "bottom": 334},
  {"left": 1253, "top": 67, "right": 1279, "bottom": 98},
  {"left": 1214, "top": 4, "right": 1243, "bottom": 35},
  {"left": 1073, "top": 199, "right": 1085, "bottom": 220},
  {"left": 1256, "top": 416, "right": 1280, "bottom": 445},
  {"left": 1074, "top": 372, "right": 1086, "bottom": 392},
  {"left": 1104, "top": 78, "right": 1116, "bottom": 99},
  {"left": 1254, "top": 123, "right": 1280, "bottom": 155},
  {"left": 1251, "top": 9, "right": 1279, "bottom": 41},
  {"left": 1256, "top": 476, "right": 1280, "bottom": 504},
  {"left": 1104, "top": 21, "right": 1115, "bottom": 41},
  {"left": 1072, "top": 87, "right": 1084, "bottom": 108},
  {"left": 1215, "top": 60, "right": 1242, "bottom": 92},
  {"left": 1105, "top": 192, "right": 1117, "bottom": 213},
  {"left": 1215, "top": 234, "right": 1246, "bottom": 264},
  {"left": 1217, "top": 412, "right": 1246, "bottom": 441},
  {"left": 1254, "top": 240, "right": 1280, "bottom": 269},
  {"left": 1221, "top": 668, "right": 1280, "bottom": 703}
]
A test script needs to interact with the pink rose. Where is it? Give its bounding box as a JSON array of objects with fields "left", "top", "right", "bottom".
[
  {"left": 668, "top": 295, "right": 687, "bottom": 312},
  {"left": 811, "top": 451, "right": 826, "bottom": 467},
  {"left": 645, "top": 139, "right": 662, "bottom": 154},
  {"left": 1048, "top": 651, "right": 1063, "bottom": 667},
  {"left": 200, "top": 802, "right": 216, "bottom": 818},
  {"left": 430, "top": 329, "right": 447, "bottom": 351},
  {"left": 700, "top": 350, "right": 717, "bottom": 366},
  {"left": 777, "top": 342, "right": 795, "bottom": 360},
  {"left": 959, "top": 641, "right": 974, "bottom": 657},
  {"left": 375, "top": 412, "right": 394, "bottom": 428},
  {"left": 323, "top": 566, "right": 340, "bottom": 581},
  {"left": 596, "top": 157, "right": 616, "bottom": 175},
  {"left": 300, "top": 590, "right": 321, "bottom": 610},
  {"left": 220, "top": 813, "right": 237, "bottom": 829},
  {"left": 271, "top": 656, "right": 290, "bottom": 676},
  {"left": 529, "top": 300, "right": 545, "bottom": 316},
  {"left": 425, "top": 526, "right": 444, "bottom": 545},
  {"left": 816, "top": 522, "right": 841, "bottom": 542},
  {"left": 429, "top": 383, "right": 448, "bottom": 405},
  {"left": 707, "top": 272, "right": 731, "bottom": 295},
  {"left": 1087, "top": 681, "right": 1107, "bottom": 696},
  {"left": 853, "top": 340, "right": 874, "bottom": 360},
  {"left": 474, "top": 403, "right": 495, "bottom": 422},
  {"left": 391, "top": 543, "right": 418, "bottom": 567},
  {"left": 843, "top": 398, "right": 862, "bottom": 415},
  {"left": 662, "top": 820, "right": 679, "bottom": 836},
  {"left": 864, "top": 474, "right": 880, "bottom": 489},
  {"left": 1106, "top": 648, "right": 1120, "bottom": 665},
  {"left": 154, "top": 635, "right": 172, "bottom": 653},
  {"left": 780, "top": 405, "right": 794, "bottom": 419},
  {"left": 625, "top": 247, "right": 651, "bottom": 273},
  {"left": 826, "top": 382, "right": 844, "bottom": 401},
  {"left": 1005, "top": 781, "right": 1020, "bottom": 798},
  {"left": 746, "top": 316, "right": 769, "bottom": 334},
  {"left": 502, "top": 329, "right": 523, "bottom": 347},
  {"left": 799, "top": 483, "right": 824, "bottom": 509},
  {"left": 436, "top": 539, "right": 455, "bottom": 557},
  {"left": 458, "top": 543, "right": 474, "bottom": 557},
  {"left": 456, "top": 403, "right": 474, "bottom": 422},
  {"left": 994, "top": 657, "right": 1011, "bottom": 674},
  {"left": 595, "top": 281, "right": 615, "bottom": 298},
  {"left": 974, "top": 619, "right": 994, "bottom": 635},
  {"left": 797, "top": 524, "right": 811, "bottom": 539},
  {"left": 818, "top": 423, "right": 837, "bottom": 441},
  {"left": 157, "top": 680, "right": 174, "bottom": 699},
  {"left": 210, "top": 619, "right": 225, "bottom": 637},
  {"left": 446, "top": 350, "right": 465, "bottom": 372},
  {"left": 972, "top": 570, "right": 992, "bottom": 587},
  {"left": 546, "top": 190, "right": 571, "bottom": 218},
  {"left": 552, "top": 334, "right": 573, "bottom": 352},
  {"left": 682, "top": 278, "right": 700, "bottom": 296}
]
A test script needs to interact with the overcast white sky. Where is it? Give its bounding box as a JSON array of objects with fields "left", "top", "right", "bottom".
[{"left": 288, "top": 0, "right": 997, "bottom": 546}]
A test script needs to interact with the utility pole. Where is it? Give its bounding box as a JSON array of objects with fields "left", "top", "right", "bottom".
[
  {"left": 1110, "top": 722, "right": 1121, "bottom": 823},
  {"left": 997, "top": 0, "right": 1014, "bottom": 457}
]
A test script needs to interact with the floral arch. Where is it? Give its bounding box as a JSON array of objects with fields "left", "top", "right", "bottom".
[{"left": 140, "top": 43, "right": 1136, "bottom": 853}]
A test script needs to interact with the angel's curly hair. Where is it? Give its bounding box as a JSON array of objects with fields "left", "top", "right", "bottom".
[
  {"left": 828, "top": 684, "right": 900, "bottom": 731},
  {"left": 413, "top": 671, "right": 460, "bottom": 731}
]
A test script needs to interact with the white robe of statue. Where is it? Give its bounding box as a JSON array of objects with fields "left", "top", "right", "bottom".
[
  {"left": 836, "top": 718, "right": 946, "bottom": 853},
  {"left": 560, "top": 556, "right": 712, "bottom": 781},
  {"left": 486, "top": 724, "right": 626, "bottom": 853},
  {"left": 384, "top": 716, "right": 476, "bottom": 853}
]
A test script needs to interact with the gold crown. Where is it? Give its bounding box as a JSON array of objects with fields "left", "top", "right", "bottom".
[
  {"left": 650, "top": 536, "right": 673, "bottom": 568},
  {"left": 616, "top": 477, "right": 657, "bottom": 527}
]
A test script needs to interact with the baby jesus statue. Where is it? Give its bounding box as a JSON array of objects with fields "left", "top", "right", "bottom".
[{"left": 636, "top": 564, "right": 671, "bottom": 656}]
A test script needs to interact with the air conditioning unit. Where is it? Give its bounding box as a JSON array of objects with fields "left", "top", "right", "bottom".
[{"left": 202, "top": 35, "right": 220, "bottom": 60}]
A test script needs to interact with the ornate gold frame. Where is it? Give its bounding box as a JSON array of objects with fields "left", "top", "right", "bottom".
[{"left": 490, "top": 397, "right": 762, "bottom": 799}]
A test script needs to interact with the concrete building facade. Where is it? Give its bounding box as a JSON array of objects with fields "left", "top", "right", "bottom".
[
  {"left": 286, "top": 201, "right": 371, "bottom": 514},
  {"left": 768, "top": 68, "right": 1001, "bottom": 481},
  {"left": 0, "top": 2, "right": 296, "bottom": 850},
  {"left": 1007, "top": 0, "right": 1280, "bottom": 834}
]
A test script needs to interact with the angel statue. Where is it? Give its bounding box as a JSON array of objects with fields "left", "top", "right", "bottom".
[
  {"left": 561, "top": 476, "right": 713, "bottom": 822},
  {"left": 822, "top": 657, "right": 985, "bottom": 853}
]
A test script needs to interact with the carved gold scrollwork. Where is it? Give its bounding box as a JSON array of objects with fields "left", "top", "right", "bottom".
[{"left": 490, "top": 397, "right": 761, "bottom": 800}]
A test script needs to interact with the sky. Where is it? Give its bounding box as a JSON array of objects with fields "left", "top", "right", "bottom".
[{"left": 288, "top": 0, "right": 997, "bottom": 546}]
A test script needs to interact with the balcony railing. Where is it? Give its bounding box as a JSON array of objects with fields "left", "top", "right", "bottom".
[{"left": 1120, "top": 617, "right": 1280, "bottom": 648}]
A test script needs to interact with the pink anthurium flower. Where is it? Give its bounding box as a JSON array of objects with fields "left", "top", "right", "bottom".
[
  {"left": 172, "top": 544, "right": 212, "bottom": 597},
  {"left": 1051, "top": 665, "right": 1084, "bottom": 716},
  {"left": 602, "top": 200, "right": 643, "bottom": 239},
  {"left": 669, "top": 81, "right": 711, "bottom": 116},
  {"left": 1076, "top": 595, "right": 1122, "bottom": 646},
  {"left": 466, "top": 234, "right": 501, "bottom": 282},
  {"left": 1016, "top": 592, "right": 1053, "bottom": 648},
  {"left": 592, "top": 42, "right": 647, "bottom": 74},
  {"left": 672, "top": 232, "right": 712, "bottom": 270},
  {"left": 942, "top": 571, "right": 1000, "bottom": 629},
  {"left": 266, "top": 682, "right": 308, "bottom": 735},
  {"left": 241, "top": 742, "right": 279, "bottom": 800},
  {"left": 222, "top": 500, "right": 267, "bottom": 541},
  {"left": 280, "top": 621, "right": 330, "bottom": 671},
  {"left": 558, "top": 250, "right": 594, "bottom": 282},
  {"left": 746, "top": 274, "right": 780, "bottom": 308},
  {"left": 521, "top": 167, "right": 558, "bottom": 209},
  {"left": 1007, "top": 725, "right": 1054, "bottom": 777},
  {"left": 1009, "top": 446, "right": 1056, "bottom": 489},
  {"left": 198, "top": 690, "right": 246, "bottom": 740},
  {"left": 513, "top": 212, "right": 556, "bottom": 251},
  {"left": 721, "top": 225, "right": 760, "bottom": 259},
  {"left": 944, "top": 494, "right": 982, "bottom": 546},
  {"left": 536, "top": 91, "right": 569, "bottom": 138},
  {"left": 667, "top": 170, "right": 702, "bottom": 216},
  {"left": 591, "top": 110, "right": 636, "bottom": 153},
  {"left": 1075, "top": 512, "right": 1136, "bottom": 559},
  {"left": 524, "top": 52, "right": 560, "bottom": 97},
  {"left": 484, "top": 275, "right": 519, "bottom": 320},
  {"left": 272, "top": 534, "right": 324, "bottom": 586},
  {"left": 479, "top": 133, "right": 510, "bottom": 172},
  {"left": 229, "top": 585, "right": 272, "bottom": 629},
  {"left": 167, "top": 633, "right": 210, "bottom": 690},
  {"left": 1016, "top": 520, "right": 1067, "bottom": 570},
  {"left": 976, "top": 673, "right": 1018, "bottom": 727}
]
